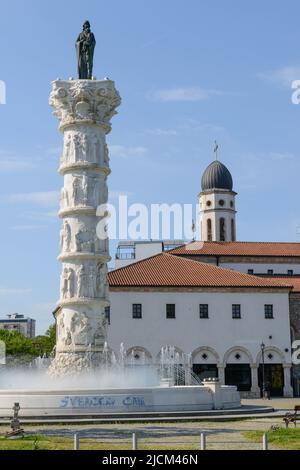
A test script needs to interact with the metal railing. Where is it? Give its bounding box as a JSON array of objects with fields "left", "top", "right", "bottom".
[{"left": 72, "top": 431, "right": 269, "bottom": 451}]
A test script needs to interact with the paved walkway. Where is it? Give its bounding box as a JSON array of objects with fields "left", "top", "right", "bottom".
[
  {"left": 242, "top": 397, "right": 300, "bottom": 410},
  {"left": 1, "top": 399, "right": 299, "bottom": 449}
]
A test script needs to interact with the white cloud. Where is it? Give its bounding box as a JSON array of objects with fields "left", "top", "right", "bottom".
[
  {"left": 109, "top": 145, "right": 148, "bottom": 158},
  {"left": 0, "top": 287, "right": 32, "bottom": 296},
  {"left": 150, "top": 87, "right": 223, "bottom": 102},
  {"left": 0, "top": 156, "right": 36, "bottom": 172},
  {"left": 10, "top": 224, "right": 48, "bottom": 231},
  {"left": 268, "top": 152, "right": 295, "bottom": 161},
  {"left": 258, "top": 66, "right": 300, "bottom": 88},
  {"left": 146, "top": 128, "right": 178, "bottom": 136},
  {"left": 47, "top": 147, "right": 62, "bottom": 157},
  {"left": 6, "top": 191, "right": 60, "bottom": 207}
]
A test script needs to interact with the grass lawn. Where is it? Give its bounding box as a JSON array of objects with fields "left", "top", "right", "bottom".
[
  {"left": 244, "top": 428, "right": 300, "bottom": 450},
  {"left": 0, "top": 435, "right": 199, "bottom": 451}
]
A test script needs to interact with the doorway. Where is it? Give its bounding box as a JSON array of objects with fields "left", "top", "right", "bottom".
[
  {"left": 258, "top": 364, "right": 284, "bottom": 397},
  {"left": 193, "top": 364, "right": 218, "bottom": 381},
  {"left": 225, "top": 363, "right": 251, "bottom": 391}
]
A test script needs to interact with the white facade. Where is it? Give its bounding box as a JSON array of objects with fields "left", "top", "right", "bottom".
[
  {"left": 199, "top": 190, "right": 237, "bottom": 242},
  {"left": 220, "top": 262, "right": 300, "bottom": 275},
  {"left": 108, "top": 288, "right": 293, "bottom": 397}
]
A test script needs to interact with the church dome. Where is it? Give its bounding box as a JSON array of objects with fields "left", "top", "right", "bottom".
[{"left": 201, "top": 160, "right": 233, "bottom": 191}]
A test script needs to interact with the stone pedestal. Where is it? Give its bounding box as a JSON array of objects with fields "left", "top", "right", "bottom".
[
  {"left": 48, "top": 79, "right": 121, "bottom": 376},
  {"left": 203, "top": 378, "right": 223, "bottom": 409}
]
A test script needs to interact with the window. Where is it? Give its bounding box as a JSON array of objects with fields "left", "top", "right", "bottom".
[
  {"left": 104, "top": 306, "right": 110, "bottom": 325},
  {"left": 220, "top": 218, "right": 226, "bottom": 241},
  {"left": 132, "top": 304, "right": 142, "bottom": 319},
  {"left": 265, "top": 304, "right": 274, "bottom": 319},
  {"left": 206, "top": 200, "right": 212, "bottom": 207},
  {"left": 219, "top": 199, "right": 225, "bottom": 207},
  {"left": 287, "top": 270, "right": 294, "bottom": 276},
  {"left": 231, "top": 219, "right": 236, "bottom": 242},
  {"left": 267, "top": 269, "right": 273, "bottom": 275},
  {"left": 207, "top": 219, "right": 212, "bottom": 241},
  {"left": 199, "top": 304, "right": 209, "bottom": 319},
  {"left": 166, "top": 304, "right": 176, "bottom": 319},
  {"left": 232, "top": 304, "right": 241, "bottom": 319},
  {"left": 248, "top": 269, "right": 254, "bottom": 275}
]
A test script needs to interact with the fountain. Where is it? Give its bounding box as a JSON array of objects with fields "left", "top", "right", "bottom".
[
  {"left": 0, "top": 342, "right": 240, "bottom": 417},
  {"left": 0, "top": 26, "right": 240, "bottom": 419}
]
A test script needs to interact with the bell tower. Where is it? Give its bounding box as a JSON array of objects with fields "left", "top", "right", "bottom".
[{"left": 198, "top": 144, "right": 237, "bottom": 242}]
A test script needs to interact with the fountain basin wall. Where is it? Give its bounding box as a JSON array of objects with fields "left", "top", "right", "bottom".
[{"left": 0, "top": 385, "right": 240, "bottom": 417}]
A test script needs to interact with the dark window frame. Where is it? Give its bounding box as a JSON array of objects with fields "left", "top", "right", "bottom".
[
  {"left": 199, "top": 304, "right": 209, "bottom": 319},
  {"left": 232, "top": 304, "right": 241, "bottom": 319},
  {"left": 104, "top": 306, "right": 111, "bottom": 325},
  {"left": 166, "top": 304, "right": 176, "bottom": 319},
  {"left": 207, "top": 219, "right": 212, "bottom": 242},
  {"left": 132, "top": 303, "right": 142, "bottom": 319},
  {"left": 264, "top": 304, "right": 274, "bottom": 319}
]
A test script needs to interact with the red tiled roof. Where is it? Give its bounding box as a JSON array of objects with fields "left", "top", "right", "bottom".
[
  {"left": 265, "top": 277, "right": 300, "bottom": 293},
  {"left": 169, "top": 241, "right": 300, "bottom": 258},
  {"left": 108, "top": 253, "right": 292, "bottom": 289}
]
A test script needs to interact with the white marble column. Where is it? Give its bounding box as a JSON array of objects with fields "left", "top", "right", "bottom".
[
  {"left": 250, "top": 364, "right": 260, "bottom": 397},
  {"left": 217, "top": 364, "right": 225, "bottom": 385},
  {"left": 48, "top": 79, "right": 121, "bottom": 376},
  {"left": 283, "top": 364, "right": 294, "bottom": 397}
]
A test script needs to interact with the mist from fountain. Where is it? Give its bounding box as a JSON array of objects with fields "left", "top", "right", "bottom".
[{"left": 0, "top": 344, "right": 202, "bottom": 391}]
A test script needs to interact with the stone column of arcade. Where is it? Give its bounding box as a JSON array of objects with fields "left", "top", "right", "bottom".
[{"left": 48, "top": 79, "right": 121, "bottom": 376}]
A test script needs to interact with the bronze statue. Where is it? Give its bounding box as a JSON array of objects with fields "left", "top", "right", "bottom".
[{"left": 76, "top": 21, "right": 96, "bottom": 79}]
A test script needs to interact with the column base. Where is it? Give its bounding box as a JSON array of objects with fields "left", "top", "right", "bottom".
[
  {"left": 48, "top": 351, "right": 105, "bottom": 378},
  {"left": 283, "top": 386, "right": 294, "bottom": 398}
]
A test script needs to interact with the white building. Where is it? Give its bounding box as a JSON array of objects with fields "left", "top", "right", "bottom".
[
  {"left": 107, "top": 155, "right": 300, "bottom": 397},
  {"left": 0, "top": 314, "right": 36, "bottom": 338},
  {"left": 108, "top": 252, "right": 294, "bottom": 397}
]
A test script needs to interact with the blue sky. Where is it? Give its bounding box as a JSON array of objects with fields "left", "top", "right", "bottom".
[{"left": 1, "top": 0, "right": 300, "bottom": 333}]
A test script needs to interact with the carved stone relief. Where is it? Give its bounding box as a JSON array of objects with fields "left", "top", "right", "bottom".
[
  {"left": 60, "top": 267, "right": 75, "bottom": 299},
  {"left": 60, "top": 221, "right": 72, "bottom": 253}
]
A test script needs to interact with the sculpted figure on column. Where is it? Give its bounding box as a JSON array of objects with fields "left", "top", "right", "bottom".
[
  {"left": 76, "top": 21, "right": 96, "bottom": 80},
  {"left": 60, "top": 220, "right": 71, "bottom": 252}
]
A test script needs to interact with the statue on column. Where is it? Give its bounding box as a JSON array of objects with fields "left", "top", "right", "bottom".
[
  {"left": 77, "top": 265, "right": 88, "bottom": 297},
  {"left": 60, "top": 220, "right": 72, "bottom": 252},
  {"left": 76, "top": 21, "right": 96, "bottom": 80}
]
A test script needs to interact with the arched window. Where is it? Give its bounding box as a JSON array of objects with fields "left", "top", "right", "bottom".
[
  {"left": 207, "top": 219, "right": 212, "bottom": 241},
  {"left": 231, "top": 219, "right": 235, "bottom": 242},
  {"left": 220, "top": 218, "right": 226, "bottom": 241}
]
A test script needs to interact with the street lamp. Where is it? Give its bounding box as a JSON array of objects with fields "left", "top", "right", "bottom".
[{"left": 261, "top": 342, "right": 265, "bottom": 398}]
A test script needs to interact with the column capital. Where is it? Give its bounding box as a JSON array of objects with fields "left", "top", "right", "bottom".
[{"left": 50, "top": 79, "right": 121, "bottom": 133}]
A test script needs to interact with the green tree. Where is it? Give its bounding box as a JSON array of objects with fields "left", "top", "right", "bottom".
[{"left": 0, "top": 330, "right": 36, "bottom": 366}]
